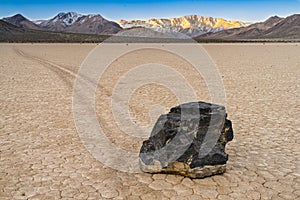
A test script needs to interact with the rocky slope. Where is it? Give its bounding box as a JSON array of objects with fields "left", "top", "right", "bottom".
[
  {"left": 3, "top": 14, "right": 43, "bottom": 30},
  {"left": 118, "top": 15, "right": 249, "bottom": 37},
  {"left": 0, "top": 19, "right": 109, "bottom": 42},
  {"left": 196, "top": 14, "right": 300, "bottom": 40},
  {"left": 35, "top": 12, "right": 122, "bottom": 35}
]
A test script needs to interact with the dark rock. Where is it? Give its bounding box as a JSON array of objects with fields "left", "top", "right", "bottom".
[{"left": 139, "top": 101, "right": 233, "bottom": 178}]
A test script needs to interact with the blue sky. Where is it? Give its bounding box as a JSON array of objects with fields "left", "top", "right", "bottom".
[{"left": 1, "top": 0, "right": 299, "bottom": 22}]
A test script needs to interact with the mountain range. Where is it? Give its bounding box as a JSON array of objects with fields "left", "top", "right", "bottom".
[
  {"left": 2, "top": 12, "right": 248, "bottom": 37},
  {"left": 3, "top": 12, "right": 122, "bottom": 35},
  {"left": 1, "top": 12, "right": 300, "bottom": 42},
  {"left": 118, "top": 15, "right": 248, "bottom": 37},
  {"left": 196, "top": 14, "right": 300, "bottom": 40},
  {"left": 0, "top": 19, "right": 110, "bottom": 43}
]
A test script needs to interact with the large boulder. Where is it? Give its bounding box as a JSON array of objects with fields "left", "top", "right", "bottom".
[{"left": 139, "top": 102, "right": 233, "bottom": 178}]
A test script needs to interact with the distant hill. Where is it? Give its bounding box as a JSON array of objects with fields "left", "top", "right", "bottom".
[
  {"left": 196, "top": 14, "right": 300, "bottom": 40},
  {"left": 0, "top": 19, "right": 109, "bottom": 43},
  {"left": 3, "top": 14, "right": 43, "bottom": 30},
  {"left": 35, "top": 12, "right": 122, "bottom": 35},
  {"left": 0, "top": 19, "right": 26, "bottom": 34},
  {"left": 261, "top": 14, "right": 300, "bottom": 39}
]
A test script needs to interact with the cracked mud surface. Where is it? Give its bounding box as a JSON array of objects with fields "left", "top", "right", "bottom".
[{"left": 0, "top": 43, "right": 299, "bottom": 199}]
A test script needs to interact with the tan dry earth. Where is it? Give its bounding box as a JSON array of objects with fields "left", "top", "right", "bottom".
[{"left": 0, "top": 43, "right": 299, "bottom": 200}]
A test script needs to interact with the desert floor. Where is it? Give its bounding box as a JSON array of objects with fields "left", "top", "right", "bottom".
[{"left": 0, "top": 43, "right": 299, "bottom": 200}]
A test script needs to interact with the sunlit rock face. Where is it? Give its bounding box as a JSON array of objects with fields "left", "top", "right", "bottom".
[
  {"left": 139, "top": 102, "right": 234, "bottom": 179},
  {"left": 118, "top": 15, "right": 248, "bottom": 38}
]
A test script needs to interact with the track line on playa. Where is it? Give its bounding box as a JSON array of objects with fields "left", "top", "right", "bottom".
[
  {"left": 13, "top": 47, "right": 113, "bottom": 97},
  {"left": 14, "top": 47, "right": 77, "bottom": 90}
]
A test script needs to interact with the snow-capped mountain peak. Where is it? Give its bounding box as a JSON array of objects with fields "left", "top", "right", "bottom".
[
  {"left": 52, "top": 12, "right": 83, "bottom": 26},
  {"left": 33, "top": 12, "right": 122, "bottom": 35}
]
